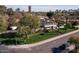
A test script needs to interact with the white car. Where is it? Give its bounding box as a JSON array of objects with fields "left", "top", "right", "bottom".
[{"left": 10, "top": 26, "right": 17, "bottom": 30}]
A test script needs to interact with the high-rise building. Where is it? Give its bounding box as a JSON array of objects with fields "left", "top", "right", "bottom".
[{"left": 28, "top": 6, "right": 31, "bottom": 12}]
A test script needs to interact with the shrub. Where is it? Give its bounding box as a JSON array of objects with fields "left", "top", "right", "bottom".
[
  {"left": 0, "top": 38, "right": 26, "bottom": 45},
  {"left": 0, "top": 32, "right": 17, "bottom": 38},
  {"left": 68, "top": 35, "right": 79, "bottom": 44}
]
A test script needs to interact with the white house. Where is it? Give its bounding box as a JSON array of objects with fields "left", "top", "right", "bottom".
[{"left": 40, "top": 16, "right": 58, "bottom": 30}]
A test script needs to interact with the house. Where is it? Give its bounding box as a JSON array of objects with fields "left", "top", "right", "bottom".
[{"left": 40, "top": 16, "right": 58, "bottom": 30}]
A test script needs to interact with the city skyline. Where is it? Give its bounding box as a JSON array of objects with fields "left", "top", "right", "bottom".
[{"left": 6, "top": 5, "right": 79, "bottom": 12}]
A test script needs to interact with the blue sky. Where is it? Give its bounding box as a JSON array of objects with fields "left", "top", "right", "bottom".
[{"left": 6, "top": 5, "right": 79, "bottom": 12}]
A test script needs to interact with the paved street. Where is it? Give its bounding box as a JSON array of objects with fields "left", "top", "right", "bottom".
[{"left": 0, "top": 30, "right": 79, "bottom": 53}]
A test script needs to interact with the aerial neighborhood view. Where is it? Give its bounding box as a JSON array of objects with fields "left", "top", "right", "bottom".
[{"left": 0, "top": 5, "right": 79, "bottom": 53}]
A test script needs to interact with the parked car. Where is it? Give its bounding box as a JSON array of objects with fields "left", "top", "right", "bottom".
[
  {"left": 52, "top": 43, "right": 70, "bottom": 53},
  {"left": 52, "top": 47, "right": 61, "bottom": 53}
]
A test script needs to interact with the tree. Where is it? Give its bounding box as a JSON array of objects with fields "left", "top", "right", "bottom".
[
  {"left": 10, "top": 18, "right": 19, "bottom": 26},
  {"left": 7, "top": 8, "right": 14, "bottom": 16},
  {"left": 46, "top": 11, "right": 54, "bottom": 19},
  {"left": 17, "top": 13, "right": 40, "bottom": 38},
  {"left": 20, "top": 14, "right": 40, "bottom": 33},
  {"left": 0, "top": 5, "right": 7, "bottom": 15},
  {"left": 55, "top": 19, "right": 63, "bottom": 33},
  {"left": 27, "top": 14, "right": 40, "bottom": 33},
  {"left": 0, "top": 16, "right": 8, "bottom": 32},
  {"left": 17, "top": 26, "right": 31, "bottom": 39},
  {"left": 15, "top": 8, "right": 20, "bottom": 13}
]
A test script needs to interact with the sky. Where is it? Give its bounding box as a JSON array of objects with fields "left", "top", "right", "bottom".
[{"left": 6, "top": 5, "right": 79, "bottom": 12}]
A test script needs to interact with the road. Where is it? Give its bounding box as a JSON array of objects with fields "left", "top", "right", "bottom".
[{"left": 0, "top": 30, "right": 79, "bottom": 53}]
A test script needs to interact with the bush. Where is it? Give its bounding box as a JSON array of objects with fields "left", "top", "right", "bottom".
[
  {"left": 64, "top": 24, "right": 73, "bottom": 29},
  {"left": 0, "top": 32, "right": 17, "bottom": 38},
  {"left": 0, "top": 38, "right": 27, "bottom": 45},
  {"left": 68, "top": 35, "right": 79, "bottom": 44}
]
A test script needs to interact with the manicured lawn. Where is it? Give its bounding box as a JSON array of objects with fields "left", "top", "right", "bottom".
[
  {"left": 0, "top": 28, "right": 75, "bottom": 45},
  {"left": 26, "top": 31, "right": 60, "bottom": 44},
  {"left": 26, "top": 28, "right": 75, "bottom": 44}
]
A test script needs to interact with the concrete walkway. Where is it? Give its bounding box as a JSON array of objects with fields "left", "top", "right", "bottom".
[{"left": 0, "top": 29, "right": 79, "bottom": 53}]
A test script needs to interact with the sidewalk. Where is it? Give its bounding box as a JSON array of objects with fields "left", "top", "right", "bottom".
[{"left": 6, "top": 29, "right": 79, "bottom": 49}]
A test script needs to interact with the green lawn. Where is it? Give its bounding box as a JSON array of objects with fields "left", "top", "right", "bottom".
[
  {"left": 26, "top": 28, "right": 75, "bottom": 44},
  {"left": 0, "top": 28, "right": 75, "bottom": 45}
]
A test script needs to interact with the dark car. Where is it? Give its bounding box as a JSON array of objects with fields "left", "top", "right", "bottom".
[
  {"left": 58, "top": 44, "right": 67, "bottom": 50},
  {"left": 52, "top": 43, "right": 69, "bottom": 53},
  {"left": 52, "top": 47, "right": 62, "bottom": 53}
]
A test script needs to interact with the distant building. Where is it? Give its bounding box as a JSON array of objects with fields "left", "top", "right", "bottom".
[
  {"left": 28, "top": 6, "right": 31, "bottom": 12},
  {"left": 40, "top": 16, "right": 58, "bottom": 30}
]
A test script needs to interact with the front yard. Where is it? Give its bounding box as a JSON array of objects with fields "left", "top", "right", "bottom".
[
  {"left": 26, "top": 29, "right": 74, "bottom": 44},
  {"left": 0, "top": 28, "right": 75, "bottom": 45}
]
